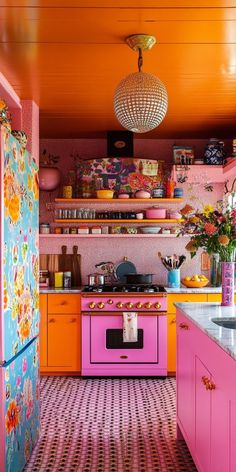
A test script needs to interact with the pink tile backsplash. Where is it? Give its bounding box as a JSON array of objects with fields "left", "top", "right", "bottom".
[{"left": 39, "top": 138, "right": 225, "bottom": 284}]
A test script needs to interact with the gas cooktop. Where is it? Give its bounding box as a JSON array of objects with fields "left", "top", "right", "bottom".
[{"left": 82, "top": 284, "right": 166, "bottom": 293}]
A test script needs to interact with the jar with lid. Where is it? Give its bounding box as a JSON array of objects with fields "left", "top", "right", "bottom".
[
  {"left": 63, "top": 170, "right": 76, "bottom": 198},
  {"left": 204, "top": 138, "right": 225, "bottom": 165},
  {"left": 39, "top": 223, "right": 50, "bottom": 234}
]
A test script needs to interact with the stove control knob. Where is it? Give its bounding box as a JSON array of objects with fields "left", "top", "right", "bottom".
[
  {"left": 126, "top": 302, "right": 133, "bottom": 309},
  {"left": 107, "top": 299, "right": 114, "bottom": 305},
  {"left": 116, "top": 302, "right": 123, "bottom": 309},
  {"left": 89, "top": 302, "right": 96, "bottom": 309},
  {"left": 97, "top": 302, "right": 105, "bottom": 309},
  {"left": 154, "top": 302, "right": 161, "bottom": 309},
  {"left": 136, "top": 302, "right": 143, "bottom": 309},
  {"left": 144, "top": 302, "right": 152, "bottom": 309}
]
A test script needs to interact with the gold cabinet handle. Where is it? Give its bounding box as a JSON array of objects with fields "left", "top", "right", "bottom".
[
  {"left": 70, "top": 318, "right": 77, "bottom": 323},
  {"left": 120, "top": 355, "right": 128, "bottom": 359},
  {"left": 201, "top": 376, "right": 216, "bottom": 391},
  {"left": 179, "top": 322, "right": 189, "bottom": 330},
  {"left": 49, "top": 318, "right": 56, "bottom": 323},
  {"left": 170, "top": 318, "right": 176, "bottom": 324}
]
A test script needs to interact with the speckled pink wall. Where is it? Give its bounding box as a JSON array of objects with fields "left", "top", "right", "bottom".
[
  {"left": 39, "top": 138, "right": 226, "bottom": 284},
  {"left": 22, "top": 100, "right": 39, "bottom": 165}
]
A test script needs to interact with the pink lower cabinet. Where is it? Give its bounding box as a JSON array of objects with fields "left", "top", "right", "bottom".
[{"left": 176, "top": 308, "right": 236, "bottom": 472}]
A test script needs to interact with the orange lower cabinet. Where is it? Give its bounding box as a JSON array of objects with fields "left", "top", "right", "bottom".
[
  {"left": 48, "top": 314, "right": 81, "bottom": 372},
  {"left": 39, "top": 294, "right": 48, "bottom": 368},
  {"left": 207, "top": 293, "right": 236, "bottom": 303},
  {"left": 167, "top": 314, "right": 176, "bottom": 374}
]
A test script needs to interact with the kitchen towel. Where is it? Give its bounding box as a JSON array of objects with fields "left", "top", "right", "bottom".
[{"left": 123, "top": 312, "right": 138, "bottom": 342}]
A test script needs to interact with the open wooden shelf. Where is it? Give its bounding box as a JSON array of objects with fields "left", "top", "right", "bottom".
[
  {"left": 39, "top": 233, "right": 190, "bottom": 239},
  {"left": 54, "top": 218, "right": 184, "bottom": 224},
  {"left": 54, "top": 198, "right": 184, "bottom": 203}
]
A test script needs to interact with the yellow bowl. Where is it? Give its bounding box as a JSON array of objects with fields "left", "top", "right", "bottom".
[
  {"left": 96, "top": 189, "right": 114, "bottom": 199},
  {"left": 181, "top": 278, "right": 209, "bottom": 288}
]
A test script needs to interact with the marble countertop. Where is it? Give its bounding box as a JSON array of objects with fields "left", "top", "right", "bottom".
[
  {"left": 40, "top": 287, "right": 83, "bottom": 293},
  {"left": 40, "top": 286, "right": 230, "bottom": 294},
  {"left": 165, "top": 286, "right": 226, "bottom": 293},
  {"left": 175, "top": 302, "right": 236, "bottom": 360}
]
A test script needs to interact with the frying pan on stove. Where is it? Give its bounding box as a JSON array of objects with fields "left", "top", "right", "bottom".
[{"left": 114, "top": 257, "right": 137, "bottom": 283}]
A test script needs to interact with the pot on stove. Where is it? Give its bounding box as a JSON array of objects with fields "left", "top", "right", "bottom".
[
  {"left": 88, "top": 273, "right": 105, "bottom": 285},
  {"left": 124, "top": 273, "right": 154, "bottom": 285}
]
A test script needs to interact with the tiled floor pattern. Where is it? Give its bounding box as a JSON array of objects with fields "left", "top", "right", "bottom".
[{"left": 24, "top": 376, "right": 197, "bottom": 472}]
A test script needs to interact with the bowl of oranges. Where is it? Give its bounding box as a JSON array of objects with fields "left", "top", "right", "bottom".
[{"left": 181, "top": 274, "right": 209, "bottom": 288}]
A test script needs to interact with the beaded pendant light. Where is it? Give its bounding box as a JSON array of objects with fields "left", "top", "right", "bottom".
[{"left": 114, "top": 34, "right": 168, "bottom": 133}]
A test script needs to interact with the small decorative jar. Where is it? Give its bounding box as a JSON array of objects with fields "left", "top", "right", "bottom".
[
  {"left": 204, "top": 138, "right": 225, "bottom": 165},
  {"left": 39, "top": 223, "right": 50, "bottom": 234}
]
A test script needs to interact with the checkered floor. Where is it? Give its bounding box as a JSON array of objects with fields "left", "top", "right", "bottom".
[{"left": 24, "top": 376, "right": 197, "bottom": 472}]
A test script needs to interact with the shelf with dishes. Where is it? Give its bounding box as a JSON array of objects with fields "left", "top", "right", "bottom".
[
  {"left": 54, "top": 219, "right": 183, "bottom": 224},
  {"left": 54, "top": 198, "right": 184, "bottom": 203},
  {"left": 39, "top": 233, "right": 190, "bottom": 238}
]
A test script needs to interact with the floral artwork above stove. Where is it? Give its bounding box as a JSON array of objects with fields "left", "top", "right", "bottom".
[{"left": 76, "top": 157, "right": 164, "bottom": 194}]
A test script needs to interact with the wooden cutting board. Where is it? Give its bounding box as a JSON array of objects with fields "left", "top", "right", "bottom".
[
  {"left": 47, "top": 254, "right": 60, "bottom": 286},
  {"left": 58, "top": 245, "right": 73, "bottom": 274},
  {"left": 71, "top": 245, "right": 82, "bottom": 287},
  {"left": 58, "top": 245, "right": 81, "bottom": 287}
]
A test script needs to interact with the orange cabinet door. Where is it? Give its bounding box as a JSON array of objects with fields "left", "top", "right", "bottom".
[
  {"left": 167, "top": 314, "right": 176, "bottom": 374},
  {"left": 39, "top": 294, "right": 48, "bottom": 368},
  {"left": 207, "top": 293, "right": 236, "bottom": 303},
  {"left": 167, "top": 293, "right": 208, "bottom": 313},
  {"left": 48, "top": 294, "right": 81, "bottom": 314},
  {"left": 48, "top": 314, "right": 81, "bottom": 371}
]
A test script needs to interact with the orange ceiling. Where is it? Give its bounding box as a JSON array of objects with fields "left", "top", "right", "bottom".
[{"left": 1, "top": 1, "right": 236, "bottom": 138}]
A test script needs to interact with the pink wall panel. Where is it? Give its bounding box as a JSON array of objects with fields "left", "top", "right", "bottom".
[{"left": 39, "top": 137, "right": 225, "bottom": 284}]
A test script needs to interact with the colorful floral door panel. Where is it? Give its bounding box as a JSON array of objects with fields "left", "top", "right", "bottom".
[
  {"left": 2, "top": 128, "right": 39, "bottom": 361},
  {"left": 3, "top": 338, "right": 40, "bottom": 472}
]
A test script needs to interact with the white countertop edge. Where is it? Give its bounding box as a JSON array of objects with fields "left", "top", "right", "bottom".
[
  {"left": 40, "top": 287, "right": 83, "bottom": 293},
  {"left": 165, "top": 286, "right": 225, "bottom": 293},
  {"left": 175, "top": 302, "right": 236, "bottom": 360}
]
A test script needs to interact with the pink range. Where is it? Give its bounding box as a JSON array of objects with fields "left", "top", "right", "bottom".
[{"left": 81, "top": 294, "right": 167, "bottom": 377}]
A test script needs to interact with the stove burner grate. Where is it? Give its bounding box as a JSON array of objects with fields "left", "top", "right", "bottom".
[{"left": 82, "top": 284, "right": 166, "bottom": 293}]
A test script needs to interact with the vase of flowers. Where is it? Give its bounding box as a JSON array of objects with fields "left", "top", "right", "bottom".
[{"left": 179, "top": 203, "right": 236, "bottom": 306}]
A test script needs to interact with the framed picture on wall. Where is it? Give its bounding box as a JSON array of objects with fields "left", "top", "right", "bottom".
[
  {"left": 173, "top": 145, "right": 194, "bottom": 165},
  {"left": 107, "top": 130, "right": 133, "bottom": 157}
]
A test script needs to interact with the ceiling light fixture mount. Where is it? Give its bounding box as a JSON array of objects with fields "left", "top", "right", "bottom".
[{"left": 114, "top": 34, "right": 168, "bottom": 134}]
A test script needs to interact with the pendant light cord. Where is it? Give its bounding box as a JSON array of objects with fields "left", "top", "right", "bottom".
[{"left": 138, "top": 48, "right": 143, "bottom": 72}]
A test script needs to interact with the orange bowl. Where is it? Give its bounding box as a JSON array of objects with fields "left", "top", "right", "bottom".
[
  {"left": 96, "top": 189, "right": 114, "bottom": 199},
  {"left": 181, "top": 278, "right": 209, "bottom": 288}
]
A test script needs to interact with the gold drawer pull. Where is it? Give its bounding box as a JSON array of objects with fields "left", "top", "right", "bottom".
[
  {"left": 120, "top": 355, "right": 128, "bottom": 359},
  {"left": 70, "top": 318, "right": 77, "bottom": 323},
  {"left": 60, "top": 300, "right": 68, "bottom": 305},
  {"left": 49, "top": 318, "right": 55, "bottom": 323},
  {"left": 201, "top": 376, "right": 216, "bottom": 391},
  {"left": 170, "top": 318, "right": 176, "bottom": 324},
  {"left": 179, "top": 322, "right": 189, "bottom": 330}
]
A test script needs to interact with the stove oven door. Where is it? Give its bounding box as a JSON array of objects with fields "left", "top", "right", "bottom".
[{"left": 90, "top": 315, "right": 159, "bottom": 363}]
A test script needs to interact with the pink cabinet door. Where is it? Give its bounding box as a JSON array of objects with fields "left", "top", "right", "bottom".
[
  {"left": 176, "top": 318, "right": 195, "bottom": 446},
  {"left": 90, "top": 315, "right": 158, "bottom": 363},
  {"left": 195, "top": 357, "right": 211, "bottom": 472}
]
